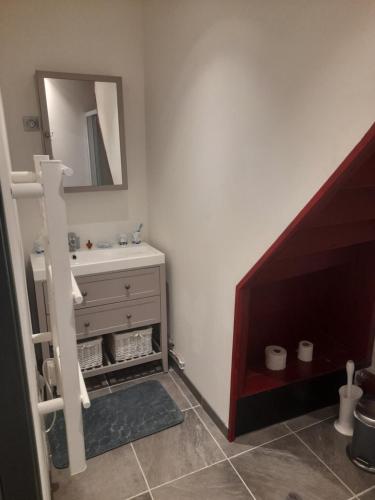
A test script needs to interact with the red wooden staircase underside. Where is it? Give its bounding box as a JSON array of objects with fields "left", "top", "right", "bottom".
[{"left": 229, "top": 123, "right": 375, "bottom": 440}]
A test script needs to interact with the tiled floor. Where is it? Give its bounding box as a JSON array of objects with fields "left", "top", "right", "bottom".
[{"left": 52, "top": 369, "right": 375, "bottom": 500}]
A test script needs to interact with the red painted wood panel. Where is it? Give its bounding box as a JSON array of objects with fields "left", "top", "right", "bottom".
[{"left": 229, "top": 123, "right": 375, "bottom": 441}]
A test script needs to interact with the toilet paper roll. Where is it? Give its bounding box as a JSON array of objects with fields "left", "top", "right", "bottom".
[
  {"left": 298, "top": 340, "right": 313, "bottom": 362},
  {"left": 265, "top": 345, "right": 287, "bottom": 371}
]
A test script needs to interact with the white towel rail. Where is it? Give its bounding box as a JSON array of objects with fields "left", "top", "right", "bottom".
[
  {"left": 11, "top": 170, "right": 37, "bottom": 183},
  {"left": 38, "top": 397, "right": 64, "bottom": 415},
  {"left": 11, "top": 182, "right": 44, "bottom": 198},
  {"left": 32, "top": 331, "right": 52, "bottom": 344},
  {"left": 71, "top": 272, "right": 83, "bottom": 305},
  {"left": 78, "top": 363, "right": 90, "bottom": 409},
  {"left": 10, "top": 155, "right": 89, "bottom": 476}
]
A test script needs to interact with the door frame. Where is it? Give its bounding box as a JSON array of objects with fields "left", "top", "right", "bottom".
[{"left": 0, "top": 189, "right": 43, "bottom": 500}]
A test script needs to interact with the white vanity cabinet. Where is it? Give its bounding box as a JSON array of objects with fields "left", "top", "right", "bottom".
[{"left": 32, "top": 254, "right": 168, "bottom": 377}]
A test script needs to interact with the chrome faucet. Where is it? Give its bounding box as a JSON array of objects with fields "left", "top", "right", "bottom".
[{"left": 68, "top": 232, "right": 80, "bottom": 252}]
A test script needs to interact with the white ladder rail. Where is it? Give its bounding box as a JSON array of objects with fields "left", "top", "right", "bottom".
[
  {"left": 10, "top": 155, "right": 90, "bottom": 475},
  {"left": 11, "top": 182, "right": 44, "bottom": 198},
  {"left": 11, "top": 170, "right": 37, "bottom": 183},
  {"left": 35, "top": 155, "right": 88, "bottom": 475},
  {"left": 32, "top": 331, "right": 90, "bottom": 412},
  {"left": 71, "top": 272, "right": 84, "bottom": 305},
  {"left": 0, "top": 93, "right": 50, "bottom": 499}
]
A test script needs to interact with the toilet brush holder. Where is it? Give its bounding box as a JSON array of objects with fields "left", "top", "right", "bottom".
[{"left": 334, "top": 385, "right": 363, "bottom": 436}]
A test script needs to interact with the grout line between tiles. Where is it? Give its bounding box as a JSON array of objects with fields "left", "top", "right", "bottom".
[
  {"left": 124, "top": 489, "right": 150, "bottom": 500},
  {"left": 167, "top": 371, "right": 195, "bottom": 409},
  {"left": 181, "top": 406, "right": 200, "bottom": 413},
  {"left": 292, "top": 413, "right": 338, "bottom": 433},
  {"left": 93, "top": 374, "right": 365, "bottom": 500},
  {"left": 131, "top": 443, "right": 154, "bottom": 500},
  {"left": 168, "top": 372, "right": 255, "bottom": 498},
  {"left": 191, "top": 406, "right": 256, "bottom": 499},
  {"left": 169, "top": 370, "right": 334, "bottom": 499},
  {"left": 285, "top": 422, "right": 356, "bottom": 497},
  {"left": 355, "top": 483, "right": 375, "bottom": 498},
  {"left": 190, "top": 407, "right": 226, "bottom": 459},
  {"left": 169, "top": 369, "right": 195, "bottom": 398},
  {"left": 190, "top": 404, "right": 200, "bottom": 409},
  {"left": 228, "top": 429, "right": 293, "bottom": 460},
  {"left": 111, "top": 371, "right": 220, "bottom": 497},
  {"left": 227, "top": 460, "right": 257, "bottom": 500},
  {"left": 361, "top": 484, "right": 375, "bottom": 495},
  {"left": 106, "top": 371, "right": 357, "bottom": 499},
  {"left": 106, "top": 372, "right": 350, "bottom": 500},
  {"left": 150, "top": 458, "right": 227, "bottom": 492},
  {"left": 181, "top": 404, "right": 200, "bottom": 413}
]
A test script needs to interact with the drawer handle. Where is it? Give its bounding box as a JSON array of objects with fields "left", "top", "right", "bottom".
[
  {"left": 84, "top": 322, "right": 90, "bottom": 328},
  {"left": 124, "top": 284, "right": 131, "bottom": 290},
  {"left": 82, "top": 291, "right": 88, "bottom": 297},
  {"left": 126, "top": 314, "right": 132, "bottom": 320}
]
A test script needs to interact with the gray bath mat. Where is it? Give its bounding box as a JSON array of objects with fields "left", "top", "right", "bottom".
[{"left": 48, "top": 379, "right": 184, "bottom": 469}]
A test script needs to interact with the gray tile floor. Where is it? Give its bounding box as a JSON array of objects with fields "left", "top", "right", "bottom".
[{"left": 52, "top": 369, "right": 375, "bottom": 500}]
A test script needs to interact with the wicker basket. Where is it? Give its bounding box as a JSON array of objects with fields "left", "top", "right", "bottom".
[
  {"left": 108, "top": 328, "right": 153, "bottom": 362},
  {"left": 77, "top": 337, "right": 103, "bottom": 370}
]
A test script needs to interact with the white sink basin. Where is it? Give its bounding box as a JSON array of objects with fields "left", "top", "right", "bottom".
[{"left": 30, "top": 242, "right": 165, "bottom": 281}]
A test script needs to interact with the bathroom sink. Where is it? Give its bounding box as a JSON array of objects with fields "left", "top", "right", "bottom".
[{"left": 30, "top": 242, "right": 165, "bottom": 281}]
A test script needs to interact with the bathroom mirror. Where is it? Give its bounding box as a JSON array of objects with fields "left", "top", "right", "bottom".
[{"left": 35, "top": 71, "right": 127, "bottom": 192}]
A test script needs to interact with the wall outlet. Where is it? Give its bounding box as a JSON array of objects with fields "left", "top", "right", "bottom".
[{"left": 169, "top": 348, "right": 186, "bottom": 370}]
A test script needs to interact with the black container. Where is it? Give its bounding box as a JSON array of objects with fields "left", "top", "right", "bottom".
[{"left": 348, "top": 396, "right": 375, "bottom": 473}]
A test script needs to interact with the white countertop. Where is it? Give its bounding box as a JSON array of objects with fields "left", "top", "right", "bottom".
[{"left": 30, "top": 242, "right": 165, "bottom": 281}]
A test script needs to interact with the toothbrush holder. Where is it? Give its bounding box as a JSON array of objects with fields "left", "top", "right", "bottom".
[
  {"left": 132, "top": 231, "right": 141, "bottom": 244},
  {"left": 334, "top": 384, "right": 363, "bottom": 436}
]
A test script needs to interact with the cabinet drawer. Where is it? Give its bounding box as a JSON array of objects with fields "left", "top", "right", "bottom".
[
  {"left": 44, "top": 267, "right": 160, "bottom": 311},
  {"left": 74, "top": 297, "right": 161, "bottom": 339}
]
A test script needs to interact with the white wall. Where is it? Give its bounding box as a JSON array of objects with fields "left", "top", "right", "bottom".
[
  {"left": 95, "top": 81, "right": 123, "bottom": 185},
  {"left": 0, "top": 0, "right": 148, "bottom": 255},
  {"left": 45, "top": 78, "right": 94, "bottom": 187},
  {"left": 144, "top": 0, "right": 375, "bottom": 425},
  {"left": 2, "top": 0, "right": 375, "bottom": 427}
]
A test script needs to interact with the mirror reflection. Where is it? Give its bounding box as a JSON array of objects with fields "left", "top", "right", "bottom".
[{"left": 36, "top": 72, "right": 127, "bottom": 191}]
